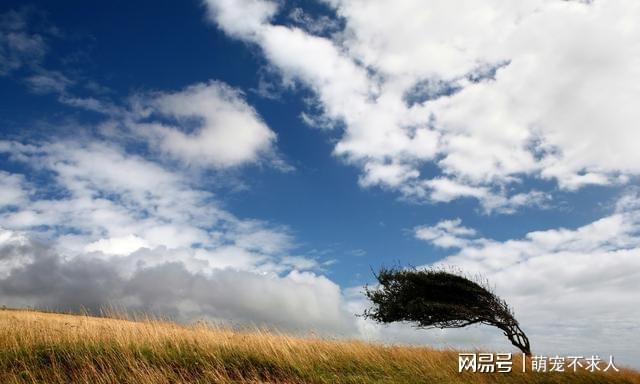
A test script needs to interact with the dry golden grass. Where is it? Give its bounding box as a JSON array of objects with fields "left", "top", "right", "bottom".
[{"left": 0, "top": 308, "right": 638, "bottom": 383}]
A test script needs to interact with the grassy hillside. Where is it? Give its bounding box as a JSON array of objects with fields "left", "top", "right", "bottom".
[{"left": 0, "top": 308, "right": 638, "bottom": 383}]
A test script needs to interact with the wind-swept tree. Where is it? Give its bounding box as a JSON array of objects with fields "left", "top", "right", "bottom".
[{"left": 363, "top": 267, "right": 531, "bottom": 355}]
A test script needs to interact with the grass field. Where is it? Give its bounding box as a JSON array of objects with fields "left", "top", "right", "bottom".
[{"left": 0, "top": 308, "right": 638, "bottom": 383}]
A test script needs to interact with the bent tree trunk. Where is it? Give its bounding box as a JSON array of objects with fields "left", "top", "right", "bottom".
[{"left": 499, "top": 322, "right": 531, "bottom": 356}]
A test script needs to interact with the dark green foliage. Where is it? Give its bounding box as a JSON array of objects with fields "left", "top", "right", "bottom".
[{"left": 364, "top": 267, "right": 531, "bottom": 355}]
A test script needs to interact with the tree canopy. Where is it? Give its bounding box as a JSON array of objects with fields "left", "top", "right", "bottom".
[{"left": 363, "top": 267, "right": 531, "bottom": 355}]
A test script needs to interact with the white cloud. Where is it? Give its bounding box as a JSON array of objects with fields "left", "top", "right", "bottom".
[
  {"left": 0, "top": 171, "right": 27, "bottom": 207},
  {"left": 203, "top": 0, "right": 640, "bottom": 212},
  {"left": 0, "top": 9, "right": 47, "bottom": 75},
  {"left": 288, "top": 8, "right": 340, "bottom": 36},
  {"left": 2, "top": 9, "right": 278, "bottom": 170},
  {"left": 84, "top": 235, "right": 150, "bottom": 256},
  {"left": 204, "top": 0, "right": 278, "bottom": 39},
  {"left": 412, "top": 192, "right": 640, "bottom": 366},
  {"left": 131, "top": 81, "right": 278, "bottom": 168},
  {"left": 24, "top": 70, "right": 73, "bottom": 94},
  {"left": 59, "top": 95, "right": 118, "bottom": 114},
  {"left": 414, "top": 218, "right": 476, "bottom": 249},
  {"left": 39, "top": 78, "right": 284, "bottom": 169},
  {"left": 279, "top": 256, "right": 320, "bottom": 270},
  {"left": 422, "top": 178, "right": 487, "bottom": 203},
  {"left": 0, "top": 139, "right": 294, "bottom": 272},
  {"left": 359, "top": 161, "right": 419, "bottom": 189},
  {"left": 0, "top": 136, "right": 353, "bottom": 334}
]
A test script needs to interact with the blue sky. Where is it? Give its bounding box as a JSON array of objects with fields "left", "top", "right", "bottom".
[{"left": 1, "top": 0, "right": 640, "bottom": 367}]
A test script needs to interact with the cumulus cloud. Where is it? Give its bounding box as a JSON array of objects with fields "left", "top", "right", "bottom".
[
  {"left": 0, "top": 139, "right": 296, "bottom": 272},
  {"left": 203, "top": 0, "right": 640, "bottom": 212},
  {"left": 0, "top": 137, "right": 353, "bottom": 333},
  {"left": 18, "top": 74, "right": 282, "bottom": 168},
  {"left": 412, "top": 192, "right": 640, "bottom": 366},
  {"left": 2, "top": 7, "right": 283, "bottom": 171},
  {"left": 131, "top": 81, "right": 278, "bottom": 168}
]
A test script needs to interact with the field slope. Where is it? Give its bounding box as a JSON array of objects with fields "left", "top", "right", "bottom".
[{"left": 0, "top": 308, "right": 638, "bottom": 383}]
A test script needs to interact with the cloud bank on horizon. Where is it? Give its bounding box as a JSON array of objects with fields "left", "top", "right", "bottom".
[{"left": 1, "top": 0, "right": 640, "bottom": 367}]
